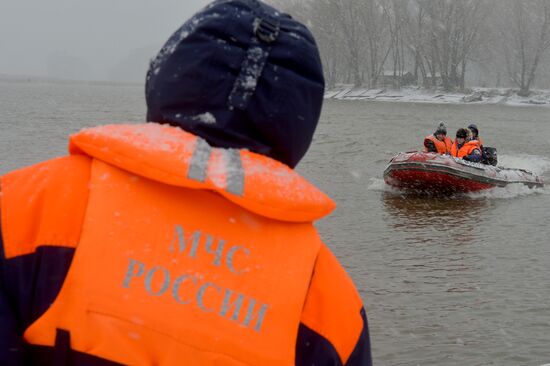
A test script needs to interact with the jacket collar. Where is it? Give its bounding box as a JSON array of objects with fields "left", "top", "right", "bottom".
[{"left": 69, "top": 123, "right": 335, "bottom": 223}]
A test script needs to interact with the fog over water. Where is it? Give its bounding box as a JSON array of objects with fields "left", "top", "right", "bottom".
[
  {"left": 3, "top": 0, "right": 550, "bottom": 92},
  {"left": 0, "top": 0, "right": 210, "bottom": 82}
]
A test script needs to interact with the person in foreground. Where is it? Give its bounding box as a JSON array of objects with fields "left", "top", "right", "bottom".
[
  {"left": 424, "top": 122, "right": 453, "bottom": 154},
  {"left": 0, "top": 1, "right": 372, "bottom": 365},
  {"left": 451, "top": 128, "right": 482, "bottom": 162}
]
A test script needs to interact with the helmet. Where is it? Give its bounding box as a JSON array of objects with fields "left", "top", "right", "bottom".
[
  {"left": 467, "top": 123, "right": 479, "bottom": 136},
  {"left": 434, "top": 122, "right": 447, "bottom": 136},
  {"left": 456, "top": 128, "right": 469, "bottom": 139}
]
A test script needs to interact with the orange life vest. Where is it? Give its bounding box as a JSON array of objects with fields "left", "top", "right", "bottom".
[
  {"left": 450, "top": 140, "right": 481, "bottom": 158},
  {"left": 2, "top": 123, "right": 346, "bottom": 365},
  {"left": 472, "top": 136, "right": 484, "bottom": 147},
  {"left": 424, "top": 135, "right": 453, "bottom": 154}
]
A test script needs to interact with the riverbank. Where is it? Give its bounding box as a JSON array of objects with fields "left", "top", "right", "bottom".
[{"left": 325, "top": 85, "right": 550, "bottom": 107}]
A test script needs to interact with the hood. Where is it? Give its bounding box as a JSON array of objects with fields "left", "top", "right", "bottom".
[{"left": 145, "top": 0, "right": 325, "bottom": 169}]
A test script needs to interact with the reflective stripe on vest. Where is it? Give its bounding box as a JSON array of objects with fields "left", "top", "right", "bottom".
[
  {"left": 22, "top": 158, "right": 323, "bottom": 365},
  {"left": 188, "top": 140, "right": 244, "bottom": 196}
]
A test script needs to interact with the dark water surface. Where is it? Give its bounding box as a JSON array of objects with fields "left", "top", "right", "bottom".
[{"left": 2, "top": 79, "right": 550, "bottom": 366}]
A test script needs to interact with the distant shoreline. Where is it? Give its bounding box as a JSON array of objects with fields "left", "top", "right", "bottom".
[
  {"left": 0, "top": 74, "right": 141, "bottom": 87},
  {"left": 325, "top": 85, "right": 550, "bottom": 108},
  {"left": 3, "top": 75, "right": 549, "bottom": 107}
]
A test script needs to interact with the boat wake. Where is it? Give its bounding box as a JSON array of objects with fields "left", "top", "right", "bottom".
[
  {"left": 466, "top": 154, "right": 550, "bottom": 199},
  {"left": 368, "top": 177, "right": 393, "bottom": 192},
  {"left": 466, "top": 183, "right": 549, "bottom": 199},
  {"left": 498, "top": 154, "right": 550, "bottom": 176}
]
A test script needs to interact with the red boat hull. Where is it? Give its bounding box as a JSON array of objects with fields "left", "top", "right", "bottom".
[
  {"left": 384, "top": 152, "right": 544, "bottom": 193},
  {"left": 385, "top": 168, "right": 495, "bottom": 193}
]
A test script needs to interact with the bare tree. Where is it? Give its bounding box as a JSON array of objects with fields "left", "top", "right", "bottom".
[
  {"left": 415, "top": 0, "right": 492, "bottom": 90},
  {"left": 383, "top": 0, "right": 408, "bottom": 87},
  {"left": 266, "top": 0, "right": 345, "bottom": 88},
  {"left": 502, "top": 0, "right": 550, "bottom": 96},
  {"left": 312, "top": 1, "right": 347, "bottom": 88},
  {"left": 360, "top": 0, "right": 392, "bottom": 87},
  {"left": 268, "top": 0, "right": 550, "bottom": 91},
  {"left": 402, "top": 1, "right": 431, "bottom": 86},
  {"left": 332, "top": 0, "right": 366, "bottom": 86}
]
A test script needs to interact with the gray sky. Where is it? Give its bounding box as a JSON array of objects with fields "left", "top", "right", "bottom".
[{"left": 0, "top": 0, "right": 210, "bottom": 82}]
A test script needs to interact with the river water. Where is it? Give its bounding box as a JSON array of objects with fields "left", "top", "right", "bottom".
[{"left": 1, "top": 79, "right": 550, "bottom": 366}]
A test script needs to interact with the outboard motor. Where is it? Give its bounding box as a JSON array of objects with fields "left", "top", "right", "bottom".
[{"left": 482, "top": 147, "right": 498, "bottom": 166}]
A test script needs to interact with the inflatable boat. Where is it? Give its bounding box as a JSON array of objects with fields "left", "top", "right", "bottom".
[{"left": 384, "top": 152, "right": 544, "bottom": 193}]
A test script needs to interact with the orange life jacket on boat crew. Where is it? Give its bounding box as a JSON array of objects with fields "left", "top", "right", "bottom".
[
  {"left": 424, "top": 135, "right": 453, "bottom": 154},
  {"left": 472, "top": 136, "right": 484, "bottom": 147},
  {"left": 0, "top": 124, "right": 365, "bottom": 365},
  {"left": 450, "top": 140, "right": 481, "bottom": 158}
]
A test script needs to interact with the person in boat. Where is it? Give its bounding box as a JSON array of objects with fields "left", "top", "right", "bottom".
[
  {"left": 467, "top": 123, "right": 499, "bottom": 165},
  {"left": 0, "top": 1, "right": 372, "bottom": 365},
  {"left": 468, "top": 123, "right": 484, "bottom": 147},
  {"left": 451, "top": 128, "right": 482, "bottom": 162},
  {"left": 424, "top": 122, "right": 453, "bottom": 154}
]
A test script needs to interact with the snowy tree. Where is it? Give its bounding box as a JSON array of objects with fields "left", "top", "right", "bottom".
[
  {"left": 501, "top": 0, "right": 550, "bottom": 96},
  {"left": 414, "top": 0, "right": 492, "bottom": 90},
  {"left": 268, "top": 0, "right": 550, "bottom": 90}
]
